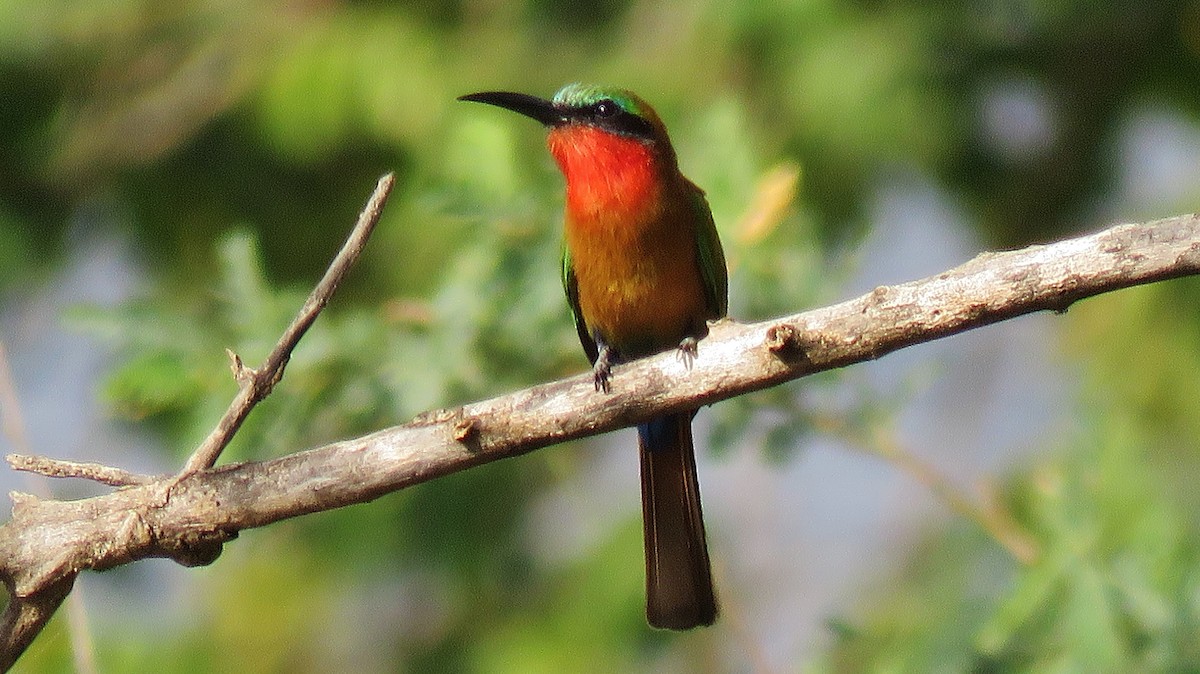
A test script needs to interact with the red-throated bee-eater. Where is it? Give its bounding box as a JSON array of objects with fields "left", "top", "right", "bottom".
[{"left": 459, "top": 84, "right": 727, "bottom": 630}]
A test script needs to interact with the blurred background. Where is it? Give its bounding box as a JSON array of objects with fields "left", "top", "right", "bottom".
[{"left": 2, "top": 0, "right": 1200, "bottom": 671}]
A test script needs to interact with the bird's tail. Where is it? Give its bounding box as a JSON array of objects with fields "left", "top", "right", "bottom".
[{"left": 638, "top": 413, "right": 717, "bottom": 629}]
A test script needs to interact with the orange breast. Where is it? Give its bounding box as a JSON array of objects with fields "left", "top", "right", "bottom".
[{"left": 548, "top": 126, "right": 708, "bottom": 357}]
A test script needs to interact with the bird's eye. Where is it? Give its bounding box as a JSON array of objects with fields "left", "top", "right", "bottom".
[{"left": 594, "top": 99, "right": 619, "bottom": 117}]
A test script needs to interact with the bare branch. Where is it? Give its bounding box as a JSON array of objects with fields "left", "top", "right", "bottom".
[
  {"left": 0, "top": 173, "right": 395, "bottom": 670},
  {"left": 179, "top": 172, "right": 395, "bottom": 475},
  {"left": 0, "top": 576, "right": 74, "bottom": 672},
  {"left": 0, "top": 342, "right": 99, "bottom": 673},
  {"left": 0, "top": 212, "right": 1196, "bottom": 668},
  {"left": 861, "top": 421, "right": 1039, "bottom": 564},
  {"left": 7, "top": 455, "right": 155, "bottom": 487}
]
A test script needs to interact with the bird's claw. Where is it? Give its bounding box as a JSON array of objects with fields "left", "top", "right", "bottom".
[
  {"left": 593, "top": 345, "right": 614, "bottom": 393},
  {"left": 677, "top": 336, "right": 698, "bottom": 370},
  {"left": 593, "top": 365, "right": 610, "bottom": 393}
]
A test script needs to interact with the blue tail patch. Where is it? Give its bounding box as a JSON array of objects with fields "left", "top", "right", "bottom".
[{"left": 638, "top": 417, "right": 674, "bottom": 453}]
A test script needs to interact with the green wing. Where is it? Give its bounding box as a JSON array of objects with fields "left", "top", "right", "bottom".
[
  {"left": 686, "top": 180, "right": 729, "bottom": 319},
  {"left": 562, "top": 247, "right": 599, "bottom": 364}
]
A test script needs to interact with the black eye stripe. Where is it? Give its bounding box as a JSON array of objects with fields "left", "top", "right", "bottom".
[
  {"left": 560, "top": 98, "right": 658, "bottom": 140},
  {"left": 588, "top": 108, "right": 656, "bottom": 139},
  {"left": 603, "top": 111, "right": 657, "bottom": 139},
  {"left": 593, "top": 99, "right": 619, "bottom": 117}
]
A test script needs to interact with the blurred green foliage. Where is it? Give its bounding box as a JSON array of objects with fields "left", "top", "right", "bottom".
[{"left": 3, "top": 0, "right": 1200, "bottom": 671}]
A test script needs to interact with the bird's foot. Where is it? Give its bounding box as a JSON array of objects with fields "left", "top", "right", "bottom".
[
  {"left": 593, "top": 344, "right": 614, "bottom": 393},
  {"left": 677, "top": 336, "right": 699, "bottom": 370}
]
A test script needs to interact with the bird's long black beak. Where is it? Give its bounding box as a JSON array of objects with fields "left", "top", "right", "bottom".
[{"left": 457, "top": 91, "right": 566, "bottom": 127}]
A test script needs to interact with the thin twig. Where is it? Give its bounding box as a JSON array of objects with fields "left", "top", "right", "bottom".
[
  {"left": 0, "top": 345, "right": 40, "bottom": 494},
  {"left": 0, "top": 174, "right": 398, "bottom": 669},
  {"left": 179, "top": 173, "right": 395, "bottom": 475},
  {"left": 7, "top": 454, "right": 155, "bottom": 487},
  {"left": 63, "top": 576, "right": 98, "bottom": 674},
  {"left": 810, "top": 409, "right": 1039, "bottom": 563},
  {"left": 0, "top": 342, "right": 99, "bottom": 674},
  {"left": 867, "top": 423, "right": 1039, "bottom": 564}
]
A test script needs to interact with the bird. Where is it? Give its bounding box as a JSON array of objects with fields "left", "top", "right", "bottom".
[{"left": 459, "top": 84, "right": 727, "bottom": 630}]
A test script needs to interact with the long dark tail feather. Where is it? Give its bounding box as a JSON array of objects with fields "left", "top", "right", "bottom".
[{"left": 638, "top": 413, "right": 717, "bottom": 629}]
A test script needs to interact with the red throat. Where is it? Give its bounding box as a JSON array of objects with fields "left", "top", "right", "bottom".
[{"left": 547, "top": 126, "right": 663, "bottom": 225}]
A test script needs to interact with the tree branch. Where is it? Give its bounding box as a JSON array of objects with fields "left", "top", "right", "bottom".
[
  {"left": 1, "top": 211, "right": 1197, "bottom": 669},
  {"left": 179, "top": 172, "right": 395, "bottom": 475},
  {"left": 0, "top": 172, "right": 395, "bottom": 670},
  {"left": 7, "top": 455, "right": 156, "bottom": 487},
  {"left": 0, "top": 342, "right": 97, "bottom": 673},
  {"left": 0, "top": 576, "right": 73, "bottom": 672}
]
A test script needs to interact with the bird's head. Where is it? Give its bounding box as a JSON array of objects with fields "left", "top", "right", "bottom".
[
  {"left": 459, "top": 84, "right": 680, "bottom": 216},
  {"left": 458, "top": 83, "right": 671, "bottom": 147}
]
